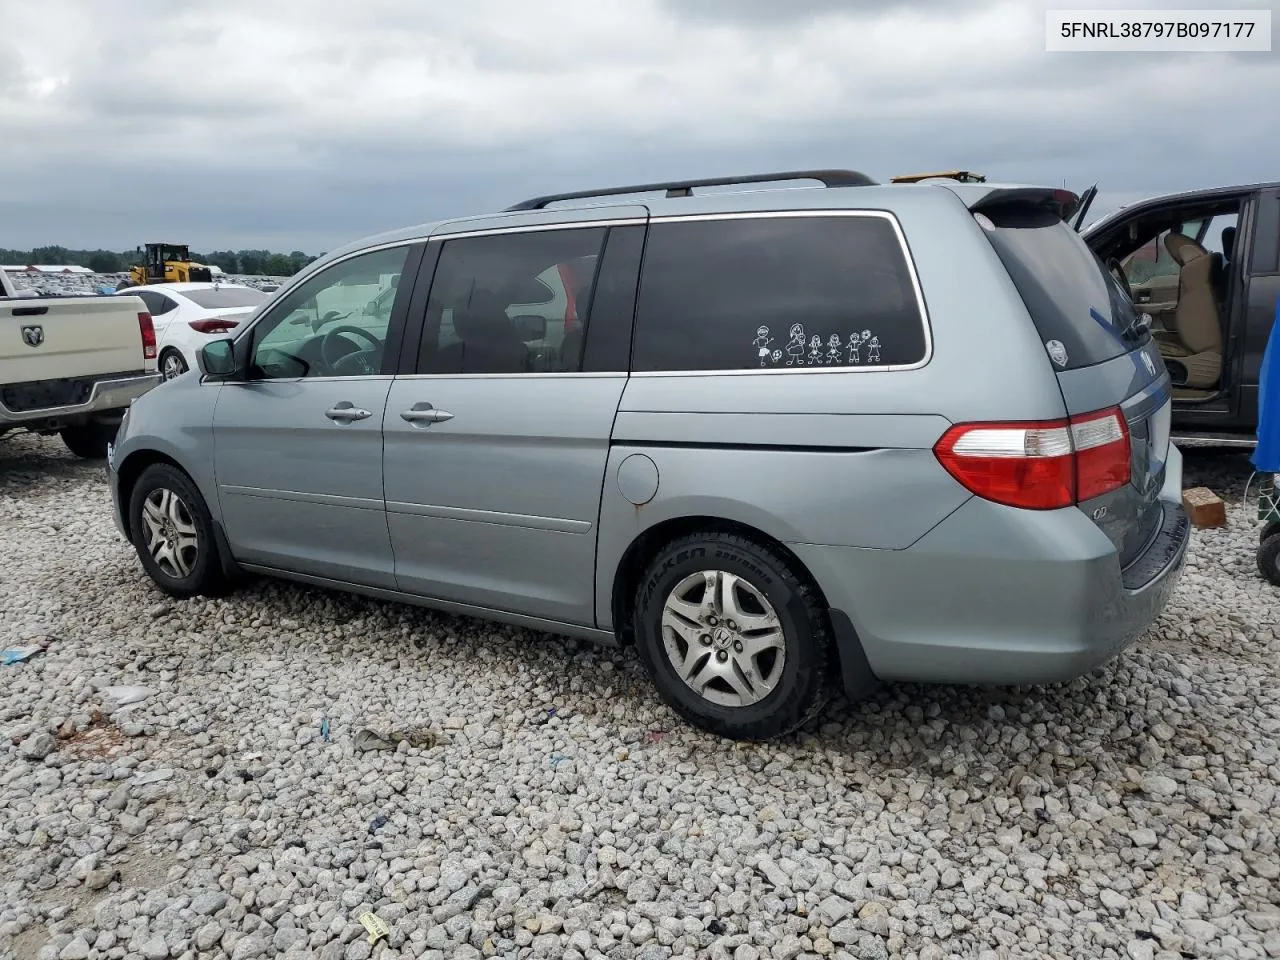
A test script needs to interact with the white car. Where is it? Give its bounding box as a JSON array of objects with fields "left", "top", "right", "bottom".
[{"left": 116, "top": 283, "right": 270, "bottom": 380}]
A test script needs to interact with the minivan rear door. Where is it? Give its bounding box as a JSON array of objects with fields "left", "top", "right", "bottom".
[{"left": 974, "top": 196, "right": 1171, "bottom": 570}]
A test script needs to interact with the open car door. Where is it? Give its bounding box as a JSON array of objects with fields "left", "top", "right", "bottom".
[{"left": 1071, "top": 184, "right": 1098, "bottom": 231}]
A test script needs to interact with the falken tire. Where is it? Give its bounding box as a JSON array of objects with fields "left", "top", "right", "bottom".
[{"left": 632, "top": 532, "right": 831, "bottom": 741}]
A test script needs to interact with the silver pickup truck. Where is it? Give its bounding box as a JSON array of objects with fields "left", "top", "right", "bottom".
[{"left": 1, "top": 269, "right": 163, "bottom": 458}]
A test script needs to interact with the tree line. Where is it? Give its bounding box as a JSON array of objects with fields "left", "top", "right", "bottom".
[{"left": 0, "top": 246, "right": 320, "bottom": 277}]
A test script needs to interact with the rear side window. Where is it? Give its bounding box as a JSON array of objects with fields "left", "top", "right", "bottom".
[
  {"left": 631, "top": 215, "right": 927, "bottom": 372},
  {"left": 183, "top": 287, "right": 268, "bottom": 309},
  {"left": 979, "top": 204, "right": 1141, "bottom": 370}
]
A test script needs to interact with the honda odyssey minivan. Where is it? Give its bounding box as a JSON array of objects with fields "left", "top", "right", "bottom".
[{"left": 106, "top": 169, "right": 1190, "bottom": 740}]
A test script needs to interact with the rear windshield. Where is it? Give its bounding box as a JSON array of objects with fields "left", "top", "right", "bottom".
[
  {"left": 183, "top": 287, "right": 267, "bottom": 309},
  {"left": 979, "top": 204, "right": 1144, "bottom": 371}
]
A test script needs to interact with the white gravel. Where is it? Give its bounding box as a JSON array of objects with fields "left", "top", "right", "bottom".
[{"left": 1, "top": 433, "right": 1278, "bottom": 960}]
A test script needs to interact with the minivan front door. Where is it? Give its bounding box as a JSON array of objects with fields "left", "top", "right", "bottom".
[
  {"left": 383, "top": 222, "right": 643, "bottom": 626},
  {"left": 213, "top": 244, "right": 417, "bottom": 587}
]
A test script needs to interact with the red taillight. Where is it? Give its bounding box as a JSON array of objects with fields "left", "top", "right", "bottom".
[
  {"left": 1071, "top": 408, "right": 1131, "bottom": 502},
  {"left": 934, "top": 407, "right": 1130, "bottom": 510},
  {"left": 137, "top": 311, "right": 157, "bottom": 360},
  {"left": 188, "top": 318, "right": 239, "bottom": 334}
]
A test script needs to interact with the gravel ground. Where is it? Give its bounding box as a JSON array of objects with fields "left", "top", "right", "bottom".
[{"left": 2, "top": 433, "right": 1278, "bottom": 960}]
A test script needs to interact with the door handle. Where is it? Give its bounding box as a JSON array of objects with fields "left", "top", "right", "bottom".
[
  {"left": 325, "top": 401, "right": 371, "bottom": 422},
  {"left": 400, "top": 401, "right": 454, "bottom": 424}
]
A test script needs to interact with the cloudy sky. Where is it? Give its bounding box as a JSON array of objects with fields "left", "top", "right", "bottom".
[{"left": 1, "top": 0, "right": 1276, "bottom": 253}]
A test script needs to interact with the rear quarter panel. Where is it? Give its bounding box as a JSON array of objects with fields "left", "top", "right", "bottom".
[{"left": 594, "top": 189, "right": 1071, "bottom": 629}]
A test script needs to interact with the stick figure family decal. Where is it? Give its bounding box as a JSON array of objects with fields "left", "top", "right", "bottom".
[{"left": 754, "top": 324, "right": 883, "bottom": 367}]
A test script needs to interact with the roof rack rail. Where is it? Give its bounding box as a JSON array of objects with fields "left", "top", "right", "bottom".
[{"left": 503, "top": 169, "right": 877, "bottom": 212}]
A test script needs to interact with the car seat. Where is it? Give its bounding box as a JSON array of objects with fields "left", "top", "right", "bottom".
[
  {"left": 1158, "top": 232, "right": 1223, "bottom": 390},
  {"left": 433, "top": 289, "right": 529, "bottom": 374}
]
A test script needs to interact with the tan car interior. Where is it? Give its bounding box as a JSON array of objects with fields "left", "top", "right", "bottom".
[{"left": 1153, "top": 231, "right": 1224, "bottom": 397}]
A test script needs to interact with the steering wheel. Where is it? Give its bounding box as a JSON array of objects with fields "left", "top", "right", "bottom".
[
  {"left": 320, "top": 325, "right": 382, "bottom": 373},
  {"left": 1107, "top": 257, "right": 1134, "bottom": 302}
]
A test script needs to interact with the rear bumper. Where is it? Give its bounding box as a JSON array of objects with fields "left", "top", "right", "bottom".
[
  {"left": 0, "top": 372, "right": 162, "bottom": 426},
  {"left": 792, "top": 446, "right": 1190, "bottom": 688}
]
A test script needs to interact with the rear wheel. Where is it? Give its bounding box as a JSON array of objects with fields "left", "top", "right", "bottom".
[
  {"left": 60, "top": 422, "right": 118, "bottom": 459},
  {"left": 160, "top": 348, "right": 188, "bottom": 380},
  {"left": 632, "top": 532, "right": 831, "bottom": 740},
  {"left": 128, "top": 463, "right": 226, "bottom": 598},
  {"left": 1258, "top": 532, "right": 1280, "bottom": 587}
]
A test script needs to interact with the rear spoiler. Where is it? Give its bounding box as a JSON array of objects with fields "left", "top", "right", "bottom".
[{"left": 968, "top": 185, "right": 1094, "bottom": 225}]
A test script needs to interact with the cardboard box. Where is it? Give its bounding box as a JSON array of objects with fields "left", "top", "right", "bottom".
[{"left": 1182, "top": 487, "right": 1226, "bottom": 528}]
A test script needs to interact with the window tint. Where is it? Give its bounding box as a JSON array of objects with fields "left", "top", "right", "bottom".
[
  {"left": 980, "top": 204, "right": 1143, "bottom": 371},
  {"left": 136, "top": 290, "right": 176, "bottom": 315},
  {"left": 183, "top": 287, "right": 267, "bottom": 309},
  {"left": 249, "top": 246, "right": 409, "bottom": 380},
  {"left": 631, "top": 216, "right": 926, "bottom": 372},
  {"left": 417, "top": 228, "right": 606, "bottom": 375}
]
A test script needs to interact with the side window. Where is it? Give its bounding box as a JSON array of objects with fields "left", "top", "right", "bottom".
[
  {"left": 417, "top": 228, "right": 606, "bottom": 375},
  {"left": 248, "top": 246, "right": 409, "bottom": 380},
  {"left": 1201, "top": 213, "right": 1240, "bottom": 258},
  {"left": 631, "top": 215, "right": 927, "bottom": 372},
  {"left": 1122, "top": 234, "right": 1181, "bottom": 285},
  {"left": 135, "top": 291, "right": 171, "bottom": 315}
]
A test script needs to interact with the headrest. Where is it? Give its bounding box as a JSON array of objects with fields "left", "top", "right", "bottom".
[
  {"left": 1221, "top": 225, "right": 1236, "bottom": 261},
  {"left": 454, "top": 289, "right": 515, "bottom": 340},
  {"left": 1164, "top": 232, "right": 1208, "bottom": 266}
]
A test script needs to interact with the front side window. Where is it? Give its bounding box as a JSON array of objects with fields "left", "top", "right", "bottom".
[
  {"left": 631, "top": 215, "right": 927, "bottom": 372},
  {"left": 248, "top": 246, "right": 409, "bottom": 380},
  {"left": 417, "top": 228, "right": 606, "bottom": 375}
]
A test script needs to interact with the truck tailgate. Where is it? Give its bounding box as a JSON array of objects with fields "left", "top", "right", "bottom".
[{"left": 1, "top": 295, "right": 149, "bottom": 382}]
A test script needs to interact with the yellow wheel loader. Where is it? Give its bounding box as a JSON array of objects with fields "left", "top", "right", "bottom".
[{"left": 118, "top": 244, "right": 213, "bottom": 289}]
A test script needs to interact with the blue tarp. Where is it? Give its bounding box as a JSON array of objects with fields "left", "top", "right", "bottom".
[{"left": 1251, "top": 297, "right": 1280, "bottom": 473}]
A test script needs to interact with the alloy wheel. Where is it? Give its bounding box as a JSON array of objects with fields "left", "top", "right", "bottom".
[
  {"left": 140, "top": 488, "right": 199, "bottom": 579},
  {"left": 162, "top": 353, "right": 187, "bottom": 380}
]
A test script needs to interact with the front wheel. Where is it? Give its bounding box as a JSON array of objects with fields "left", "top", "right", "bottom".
[
  {"left": 60, "top": 422, "right": 118, "bottom": 459},
  {"left": 128, "top": 463, "right": 227, "bottom": 598},
  {"left": 159, "top": 348, "right": 189, "bottom": 380},
  {"left": 632, "top": 532, "right": 831, "bottom": 740}
]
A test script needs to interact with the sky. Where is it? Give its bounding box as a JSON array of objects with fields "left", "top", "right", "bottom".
[{"left": 1, "top": 0, "right": 1277, "bottom": 253}]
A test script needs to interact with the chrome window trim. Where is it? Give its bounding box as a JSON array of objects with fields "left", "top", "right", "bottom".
[
  {"left": 395, "top": 371, "right": 627, "bottom": 381},
  {"left": 634, "top": 208, "right": 933, "bottom": 377},
  {"left": 222, "top": 375, "right": 396, "bottom": 385}
]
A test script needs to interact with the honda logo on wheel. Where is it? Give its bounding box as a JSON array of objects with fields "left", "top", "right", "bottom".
[{"left": 21, "top": 325, "right": 44, "bottom": 347}]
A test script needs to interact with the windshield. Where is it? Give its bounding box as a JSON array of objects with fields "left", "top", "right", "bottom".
[
  {"left": 183, "top": 287, "right": 268, "bottom": 309},
  {"left": 979, "top": 204, "right": 1145, "bottom": 371}
]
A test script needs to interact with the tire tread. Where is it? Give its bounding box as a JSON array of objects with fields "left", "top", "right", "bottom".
[{"left": 633, "top": 531, "right": 832, "bottom": 740}]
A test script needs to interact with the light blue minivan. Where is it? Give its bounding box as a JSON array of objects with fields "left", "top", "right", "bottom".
[{"left": 107, "top": 170, "right": 1190, "bottom": 740}]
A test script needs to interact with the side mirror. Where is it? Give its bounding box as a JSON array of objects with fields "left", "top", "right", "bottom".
[
  {"left": 199, "top": 339, "right": 238, "bottom": 379},
  {"left": 511, "top": 314, "right": 547, "bottom": 342}
]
